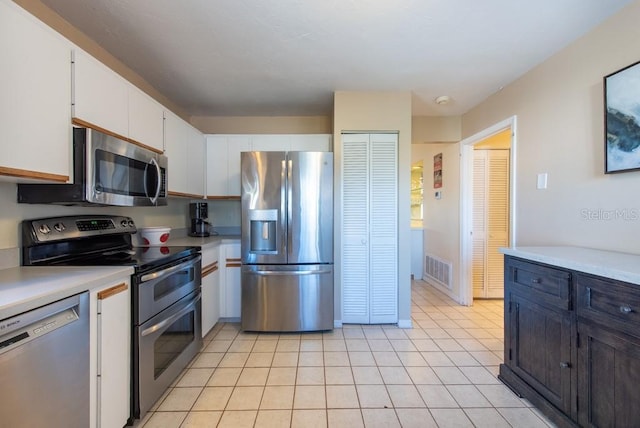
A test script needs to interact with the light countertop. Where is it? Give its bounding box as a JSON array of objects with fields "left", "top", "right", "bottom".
[
  {"left": 500, "top": 246, "right": 640, "bottom": 285},
  {"left": 163, "top": 234, "right": 240, "bottom": 249},
  {"left": 0, "top": 265, "right": 134, "bottom": 320}
]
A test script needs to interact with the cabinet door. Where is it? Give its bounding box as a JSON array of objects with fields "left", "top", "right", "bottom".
[
  {"left": 225, "top": 243, "right": 242, "bottom": 319},
  {"left": 227, "top": 137, "right": 252, "bottom": 196},
  {"left": 164, "top": 110, "right": 189, "bottom": 195},
  {"left": 201, "top": 247, "right": 220, "bottom": 336},
  {"left": 187, "top": 125, "right": 205, "bottom": 197},
  {"left": 577, "top": 322, "right": 640, "bottom": 427},
  {"left": 128, "top": 86, "right": 164, "bottom": 152},
  {"left": 508, "top": 292, "right": 573, "bottom": 414},
  {"left": 290, "top": 134, "right": 332, "bottom": 152},
  {"left": 251, "top": 135, "right": 291, "bottom": 152},
  {"left": 0, "top": 0, "right": 71, "bottom": 181},
  {"left": 96, "top": 282, "right": 130, "bottom": 428},
  {"left": 73, "top": 49, "right": 129, "bottom": 138},
  {"left": 205, "top": 136, "right": 229, "bottom": 197}
]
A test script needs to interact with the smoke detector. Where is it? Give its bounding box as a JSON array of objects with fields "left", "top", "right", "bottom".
[{"left": 435, "top": 95, "right": 451, "bottom": 105}]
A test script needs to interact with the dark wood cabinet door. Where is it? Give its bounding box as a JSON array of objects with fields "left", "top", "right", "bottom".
[
  {"left": 508, "top": 292, "right": 573, "bottom": 414},
  {"left": 578, "top": 322, "right": 640, "bottom": 428}
]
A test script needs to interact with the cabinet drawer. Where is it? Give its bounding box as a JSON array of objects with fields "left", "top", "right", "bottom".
[
  {"left": 577, "top": 274, "right": 640, "bottom": 336},
  {"left": 506, "top": 257, "right": 571, "bottom": 309}
]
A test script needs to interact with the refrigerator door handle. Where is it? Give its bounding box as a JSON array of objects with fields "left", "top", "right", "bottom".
[
  {"left": 281, "top": 159, "right": 287, "bottom": 259},
  {"left": 252, "top": 269, "right": 333, "bottom": 276},
  {"left": 287, "top": 158, "right": 293, "bottom": 259}
]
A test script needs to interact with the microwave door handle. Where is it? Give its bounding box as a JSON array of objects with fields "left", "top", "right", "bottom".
[{"left": 148, "top": 158, "right": 161, "bottom": 205}]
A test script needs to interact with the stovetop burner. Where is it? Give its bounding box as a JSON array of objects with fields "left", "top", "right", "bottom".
[{"left": 21, "top": 215, "right": 200, "bottom": 273}]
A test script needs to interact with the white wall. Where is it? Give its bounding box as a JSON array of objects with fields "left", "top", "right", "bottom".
[
  {"left": 333, "top": 91, "right": 412, "bottom": 326},
  {"left": 0, "top": 181, "right": 191, "bottom": 265},
  {"left": 463, "top": 0, "right": 640, "bottom": 254},
  {"left": 411, "top": 143, "right": 461, "bottom": 300}
]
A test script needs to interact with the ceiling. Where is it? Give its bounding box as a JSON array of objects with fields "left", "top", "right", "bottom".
[{"left": 40, "top": 0, "right": 633, "bottom": 117}]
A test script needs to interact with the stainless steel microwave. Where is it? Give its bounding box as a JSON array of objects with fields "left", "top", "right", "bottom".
[{"left": 18, "top": 127, "right": 168, "bottom": 206}]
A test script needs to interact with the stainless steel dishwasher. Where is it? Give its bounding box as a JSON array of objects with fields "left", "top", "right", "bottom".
[{"left": 0, "top": 292, "right": 89, "bottom": 428}]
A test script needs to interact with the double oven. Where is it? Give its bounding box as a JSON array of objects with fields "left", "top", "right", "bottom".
[{"left": 22, "top": 215, "right": 202, "bottom": 422}]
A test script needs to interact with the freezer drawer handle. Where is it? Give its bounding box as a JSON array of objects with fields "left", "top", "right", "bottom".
[{"left": 252, "top": 269, "right": 332, "bottom": 276}]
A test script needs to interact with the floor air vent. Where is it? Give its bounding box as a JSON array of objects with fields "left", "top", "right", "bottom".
[{"left": 424, "top": 254, "right": 453, "bottom": 290}]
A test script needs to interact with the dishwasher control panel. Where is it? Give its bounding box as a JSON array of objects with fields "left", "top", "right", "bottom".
[{"left": 0, "top": 295, "right": 81, "bottom": 354}]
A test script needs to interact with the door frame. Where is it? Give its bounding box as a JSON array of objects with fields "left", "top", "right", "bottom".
[{"left": 459, "top": 116, "right": 517, "bottom": 306}]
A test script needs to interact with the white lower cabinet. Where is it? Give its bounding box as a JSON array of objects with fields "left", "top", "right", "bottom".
[
  {"left": 220, "top": 242, "right": 241, "bottom": 319},
  {"left": 90, "top": 279, "right": 131, "bottom": 428},
  {"left": 201, "top": 245, "right": 220, "bottom": 336}
]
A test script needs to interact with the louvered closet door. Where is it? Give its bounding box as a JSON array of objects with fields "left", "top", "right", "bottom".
[
  {"left": 341, "top": 133, "right": 398, "bottom": 324},
  {"left": 369, "top": 134, "right": 398, "bottom": 323},
  {"left": 472, "top": 149, "right": 509, "bottom": 299},
  {"left": 342, "top": 134, "right": 370, "bottom": 323}
]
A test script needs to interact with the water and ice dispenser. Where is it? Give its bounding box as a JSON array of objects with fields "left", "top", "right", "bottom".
[{"left": 249, "top": 209, "right": 278, "bottom": 253}]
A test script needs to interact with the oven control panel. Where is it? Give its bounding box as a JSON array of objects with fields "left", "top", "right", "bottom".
[{"left": 24, "top": 215, "right": 137, "bottom": 243}]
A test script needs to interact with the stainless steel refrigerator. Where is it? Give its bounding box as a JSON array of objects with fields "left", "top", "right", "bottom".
[{"left": 241, "top": 151, "right": 333, "bottom": 332}]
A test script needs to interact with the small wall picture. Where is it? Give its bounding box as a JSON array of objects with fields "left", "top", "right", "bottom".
[
  {"left": 434, "top": 153, "right": 443, "bottom": 188},
  {"left": 605, "top": 60, "right": 640, "bottom": 173}
]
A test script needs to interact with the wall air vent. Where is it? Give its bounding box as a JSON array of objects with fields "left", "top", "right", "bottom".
[{"left": 423, "top": 254, "right": 453, "bottom": 290}]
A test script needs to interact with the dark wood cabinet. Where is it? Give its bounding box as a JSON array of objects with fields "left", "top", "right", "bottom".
[
  {"left": 501, "top": 255, "right": 640, "bottom": 428},
  {"left": 507, "top": 292, "right": 573, "bottom": 415}
]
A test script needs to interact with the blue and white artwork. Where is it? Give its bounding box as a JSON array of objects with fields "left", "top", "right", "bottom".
[{"left": 606, "top": 61, "right": 640, "bottom": 173}]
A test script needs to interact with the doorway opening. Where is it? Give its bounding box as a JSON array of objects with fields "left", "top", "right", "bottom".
[{"left": 459, "top": 116, "right": 517, "bottom": 306}]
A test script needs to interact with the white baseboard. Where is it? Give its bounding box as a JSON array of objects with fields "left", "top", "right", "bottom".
[
  {"left": 397, "top": 319, "right": 412, "bottom": 329},
  {"left": 333, "top": 320, "right": 343, "bottom": 328}
]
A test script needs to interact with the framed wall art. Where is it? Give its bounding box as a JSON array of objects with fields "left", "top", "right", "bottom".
[
  {"left": 605, "top": 60, "right": 640, "bottom": 173},
  {"left": 433, "top": 153, "right": 442, "bottom": 188}
]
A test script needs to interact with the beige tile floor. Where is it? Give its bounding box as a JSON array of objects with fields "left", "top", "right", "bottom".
[{"left": 135, "top": 281, "right": 555, "bottom": 428}]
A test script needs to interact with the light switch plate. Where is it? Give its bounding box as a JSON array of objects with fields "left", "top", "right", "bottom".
[{"left": 537, "top": 173, "right": 548, "bottom": 189}]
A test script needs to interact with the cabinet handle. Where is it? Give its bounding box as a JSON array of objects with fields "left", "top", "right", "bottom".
[
  {"left": 560, "top": 362, "right": 570, "bottom": 369},
  {"left": 97, "top": 282, "right": 128, "bottom": 300},
  {"left": 531, "top": 278, "right": 541, "bottom": 284},
  {"left": 620, "top": 305, "right": 633, "bottom": 314}
]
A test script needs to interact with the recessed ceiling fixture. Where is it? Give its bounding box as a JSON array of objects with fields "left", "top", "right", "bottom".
[{"left": 435, "top": 95, "right": 451, "bottom": 105}]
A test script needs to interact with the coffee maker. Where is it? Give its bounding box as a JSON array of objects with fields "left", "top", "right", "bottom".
[{"left": 189, "top": 202, "right": 210, "bottom": 237}]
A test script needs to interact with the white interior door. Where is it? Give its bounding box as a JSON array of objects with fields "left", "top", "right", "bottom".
[
  {"left": 472, "top": 149, "right": 510, "bottom": 299},
  {"left": 341, "top": 133, "right": 398, "bottom": 324}
]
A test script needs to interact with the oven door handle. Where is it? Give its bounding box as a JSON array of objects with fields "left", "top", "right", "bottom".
[
  {"left": 140, "top": 255, "right": 201, "bottom": 282},
  {"left": 141, "top": 292, "right": 201, "bottom": 337}
]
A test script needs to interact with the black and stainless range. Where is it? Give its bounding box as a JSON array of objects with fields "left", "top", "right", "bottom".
[{"left": 21, "top": 214, "right": 202, "bottom": 422}]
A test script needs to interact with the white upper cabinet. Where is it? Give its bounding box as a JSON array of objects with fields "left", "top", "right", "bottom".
[
  {"left": 73, "top": 49, "right": 164, "bottom": 153},
  {"left": 72, "top": 49, "right": 129, "bottom": 139},
  {"left": 129, "top": 86, "right": 164, "bottom": 152},
  {"left": 164, "top": 111, "right": 189, "bottom": 195},
  {"left": 290, "top": 134, "right": 332, "bottom": 152},
  {"left": 0, "top": 0, "right": 71, "bottom": 182},
  {"left": 187, "top": 124, "right": 206, "bottom": 197},
  {"left": 165, "top": 110, "right": 205, "bottom": 198},
  {"left": 205, "top": 135, "right": 250, "bottom": 198},
  {"left": 205, "top": 134, "right": 331, "bottom": 198}
]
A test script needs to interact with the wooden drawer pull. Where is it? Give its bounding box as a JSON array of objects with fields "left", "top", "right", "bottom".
[
  {"left": 202, "top": 262, "right": 219, "bottom": 278},
  {"left": 226, "top": 263, "right": 242, "bottom": 268},
  {"left": 97, "top": 282, "right": 128, "bottom": 300},
  {"left": 619, "top": 305, "right": 633, "bottom": 314}
]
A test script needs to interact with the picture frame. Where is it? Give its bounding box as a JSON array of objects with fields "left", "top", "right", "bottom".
[
  {"left": 433, "top": 153, "right": 442, "bottom": 188},
  {"left": 604, "top": 60, "right": 640, "bottom": 173}
]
